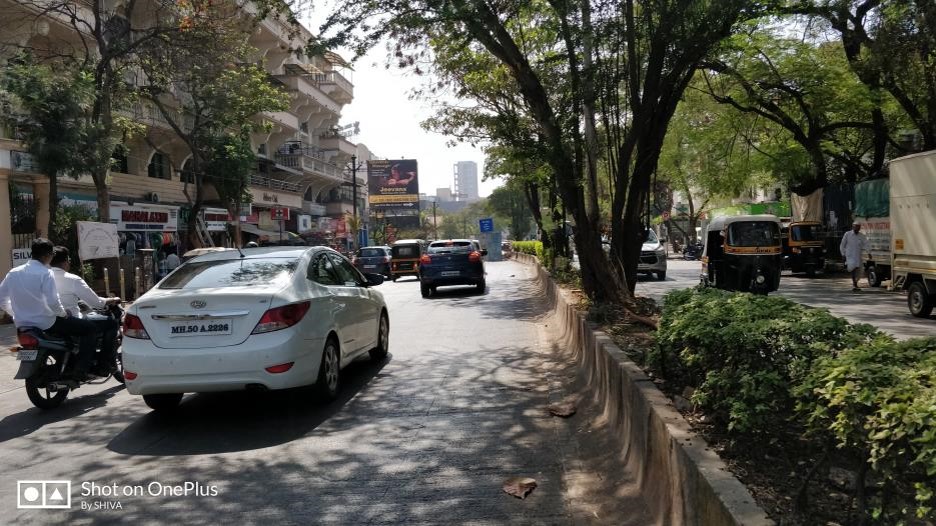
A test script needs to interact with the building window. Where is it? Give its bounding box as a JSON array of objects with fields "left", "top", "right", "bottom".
[
  {"left": 181, "top": 159, "right": 195, "bottom": 184},
  {"left": 111, "top": 148, "right": 129, "bottom": 174},
  {"left": 148, "top": 151, "right": 170, "bottom": 180}
]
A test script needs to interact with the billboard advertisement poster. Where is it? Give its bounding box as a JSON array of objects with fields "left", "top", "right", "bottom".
[{"left": 367, "top": 159, "right": 420, "bottom": 211}]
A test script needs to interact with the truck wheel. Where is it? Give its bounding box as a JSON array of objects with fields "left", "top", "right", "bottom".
[
  {"left": 907, "top": 282, "right": 934, "bottom": 318},
  {"left": 867, "top": 266, "right": 882, "bottom": 288}
]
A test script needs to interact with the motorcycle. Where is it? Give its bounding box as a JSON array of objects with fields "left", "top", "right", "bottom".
[
  {"left": 682, "top": 242, "right": 704, "bottom": 260},
  {"left": 13, "top": 303, "right": 124, "bottom": 410}
]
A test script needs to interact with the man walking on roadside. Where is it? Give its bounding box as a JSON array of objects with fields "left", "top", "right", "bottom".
[{"left": 840, "top": 222, "right": 869, "bottom": 292}]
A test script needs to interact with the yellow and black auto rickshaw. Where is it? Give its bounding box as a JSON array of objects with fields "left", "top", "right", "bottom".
[
  {"left": 701, "top": 215, "right": 783, "bottom": 295},
  {"left": 390, "top": 239, "right": 427, "bottom": 281},
  {"left": 781, "top": 220, "right": 826, "bottom": 277}
]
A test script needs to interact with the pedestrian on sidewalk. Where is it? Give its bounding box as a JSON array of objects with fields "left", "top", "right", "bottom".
[{"left": 840, "top": 222, "right": 869, "bottom": 292}]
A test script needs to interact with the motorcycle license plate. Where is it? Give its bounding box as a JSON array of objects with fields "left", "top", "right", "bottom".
[
  {"left": 169, "top": 319, "right": 233, "bottom": 337},
  {"left": 16, "top": 349, "right": 38, "bottom": 361}
]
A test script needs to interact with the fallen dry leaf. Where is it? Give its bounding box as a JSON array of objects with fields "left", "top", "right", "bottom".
[
  {"left": 547, "top": 402, "right": 577, "bottom": 418},
  {"left": 502, "top": 477, "right": 537, "bottom": 499}
]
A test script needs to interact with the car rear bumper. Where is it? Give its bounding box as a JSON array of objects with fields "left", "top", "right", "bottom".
[
  {"left": 123, "top": 330, "right": 325, "bottom": 395},
  {"left": 421, "top": 273, "right": 485, "bottom": 287}
]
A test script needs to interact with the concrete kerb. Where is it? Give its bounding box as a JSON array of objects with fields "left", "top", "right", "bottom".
[{"left": 514, "top": 252, "right": 773, "bottom": 526}]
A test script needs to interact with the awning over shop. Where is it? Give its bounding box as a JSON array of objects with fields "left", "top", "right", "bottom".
[{"left": 240, "top": 223, "right": 299, "bottom": 242}]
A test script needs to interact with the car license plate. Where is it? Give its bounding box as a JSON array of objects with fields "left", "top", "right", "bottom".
[
  {"left": 441, "top": 271, "right": 460, "bottom": 277},
  {"left": 364, "top": 265, "right": 376, "bottom": 269},
  {"left": 16, "top": 349, "right": 38, "bottom": 361},
  {"left": 169, "top": 319, "right": 233, "bottom": 337}
]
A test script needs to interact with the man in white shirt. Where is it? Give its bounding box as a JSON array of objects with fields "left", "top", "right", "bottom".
[
  {"left": 0, "top": 239, "right": 98, "bottom": 381},
  {"left": 50, "top": 247, "right": 121, "bottom": 376},
  {"left": 840, "top": 222, "right": 870, "bottom": 292}
]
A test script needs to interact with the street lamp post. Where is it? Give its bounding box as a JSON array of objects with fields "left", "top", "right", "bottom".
[{"left": 343, "top": 154, "right": 366, "bottom": 251}]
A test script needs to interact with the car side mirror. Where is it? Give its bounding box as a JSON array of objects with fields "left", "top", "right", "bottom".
[
  {"left": 480, "top": 249, "right": 488, "bottom": 256},
  {"left": 365, "top": 273, "right": 384, "bottom": 287}
]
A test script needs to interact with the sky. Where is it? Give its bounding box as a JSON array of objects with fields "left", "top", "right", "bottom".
[{"left": 301, "top": 12, "right": 502, "bottom": 199}]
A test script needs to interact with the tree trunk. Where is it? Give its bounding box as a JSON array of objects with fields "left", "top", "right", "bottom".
[{"left": 47, "top": 171, "right": 57, "bottom": 238}]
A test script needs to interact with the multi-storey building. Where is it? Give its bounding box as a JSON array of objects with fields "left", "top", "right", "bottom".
[
  {"left": 453, "top": 161, "right": 479, "bottom": 202},
  {"left": 0, "top": 1, "right": 359, "bottom": 278}
]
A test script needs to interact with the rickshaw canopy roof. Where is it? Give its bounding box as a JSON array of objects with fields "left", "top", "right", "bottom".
[{"left": 707, "top": 214, "right": 781, "bottom": 232}]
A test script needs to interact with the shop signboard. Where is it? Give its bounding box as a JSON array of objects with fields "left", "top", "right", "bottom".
[
  {"left": 203, "top": 208, "right": 231, "bottom": 231},
  {"left": 11, "top": 248, "right": 30, "bottom": 268},
  {"left": 110, "top": 203, "right": 179, "bottom": 231}
]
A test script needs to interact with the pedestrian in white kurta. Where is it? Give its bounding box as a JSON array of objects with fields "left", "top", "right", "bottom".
[{"left": 840, "top": 222, "right": 869, "bottom": 291}]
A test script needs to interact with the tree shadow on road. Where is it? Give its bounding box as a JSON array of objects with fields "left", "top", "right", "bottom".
[{"left": 0, "top": 384, "right": 124, "bottom": 444}]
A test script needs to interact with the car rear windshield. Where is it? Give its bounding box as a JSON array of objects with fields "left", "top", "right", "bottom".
[
  {"left": 727, "top": 222, "right": 781, "bottom": 247},
  {"left": 159, "top": 258, "right": 299, "bottom": 289},
  {"left": 359, "top": 248, "right": 387, "bottom": 257},
  {"left": 791, "top": 224, "right": 817, "bottom": 241},
  {"left": 392, "top": 245, "right": 420, "bottom": 258},
  {"left": 428, "top": 241, "right": 473, "bottom": 254}
]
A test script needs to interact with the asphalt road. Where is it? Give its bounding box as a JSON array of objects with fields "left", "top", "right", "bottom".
[
  {"left": 637, "top": 258, "right": 935, "bottom": 340},
  {"left": 0, "top": 260, "right": 649, "bottom": 525}
]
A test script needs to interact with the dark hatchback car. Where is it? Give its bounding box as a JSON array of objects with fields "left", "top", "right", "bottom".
[
  {"left": 353, "top": 246, "right": 393, "bottom": 278},
  {"left": 418, "top": 239, "right": 487, "bottom": 297}
]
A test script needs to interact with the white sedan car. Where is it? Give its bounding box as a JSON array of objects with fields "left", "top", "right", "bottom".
[{"left": 122, "top": 247, "right": 389, "bottom": 412}]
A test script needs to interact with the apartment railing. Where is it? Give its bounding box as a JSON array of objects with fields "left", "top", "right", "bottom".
[{"left": 249, "top": 174, "right": 301, "bottom": 193}]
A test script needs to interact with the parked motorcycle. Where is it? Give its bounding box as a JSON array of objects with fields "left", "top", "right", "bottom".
[
  {"left": 13, "top": 304, "right": 124, "bottom": 410},
  {"left": 682, "top": 242, "right": 704, "bottom": 260}
]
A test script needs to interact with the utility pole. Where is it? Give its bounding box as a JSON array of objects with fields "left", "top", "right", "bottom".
[{"left": 432, "top": 201, "right": 437, "bottom": 239}]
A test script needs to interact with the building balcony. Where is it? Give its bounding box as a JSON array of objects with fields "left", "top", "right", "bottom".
[
  {"left": 317, "top": 71, "right": 353, "bottom": 104},
  {"left": 319, "top": 134, "right": 357, "bottom": 157},
  {"left": 261, "top": 111, "right": 300, "bottom": 132},
  {"left": 277, "top": 65, "right": 342, "bottom": 114},
  {"left": 121, "top": 101, "right": 194, "bottom": 133},
  {"left": 250, "top": 174, "right": 302, "bottom": 194},
  {"left": 274, "top": 144, "right": 343, "bottom": 181}
]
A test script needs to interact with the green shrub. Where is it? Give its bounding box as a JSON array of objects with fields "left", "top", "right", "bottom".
[
  {"left": 799, "top": 337, "right": 936, "bottom": 520},
  {"left": 655, "top": 288, "right": 878, "bottom": 434},
  {"left": 512, "top": 240, "right": 543, "bottom": 262},
  {"left": 657, "top": 287, "right": 936, "bottom": 521}
]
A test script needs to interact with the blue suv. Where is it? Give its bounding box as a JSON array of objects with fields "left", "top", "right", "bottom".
[{"left": 419, "top": 239, "right": 487, "bottom": 297}]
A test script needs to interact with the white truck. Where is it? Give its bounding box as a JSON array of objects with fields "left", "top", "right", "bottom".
[{"left": 889, "top": 150, "right": 936, "bottom": 318}]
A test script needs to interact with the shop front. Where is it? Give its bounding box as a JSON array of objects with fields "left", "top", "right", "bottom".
[{"left": 110, "top": 202, "right": 181, "bottom": 278}]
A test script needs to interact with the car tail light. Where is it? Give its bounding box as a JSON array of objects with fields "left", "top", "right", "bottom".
[
  {"left": 419, "top": 254, "right": 431, "bottom": 265},
  {"left": 265, "top": 362, "right": 294, "bottom": 373},
  {"left": 469, "top": 251, "right": 482, "bottom": 262},
  {"left": 123, "top": 314, "right": 150, "bottom": 340},
  {"left": 123, "top": 370, "right": 138, "bottom": 380},
  {"left": 252, "top": 301, "right": 311, "bottom": 334},
  {"left": 17, "top": 332, "right": 39, "bottom": 349}
]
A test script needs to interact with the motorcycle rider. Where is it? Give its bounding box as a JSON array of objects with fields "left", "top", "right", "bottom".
[
  {"left": 0, "top": 239, "right": 98, "bottom": 381},
  {"left": 50, "top": 246, "right": 121, "bottom": 376}
]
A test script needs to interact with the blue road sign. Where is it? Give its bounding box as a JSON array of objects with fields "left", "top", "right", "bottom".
[{"left": 479, "top": 218, "right": 494, "bottom": 233}]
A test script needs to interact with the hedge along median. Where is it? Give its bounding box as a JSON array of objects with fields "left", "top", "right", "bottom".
[
  {"left": 514, "top": 252, "right": 772, "bottom": 526},
  {"left": 656, "top": 287, "right": 936, "bottom": 524}
]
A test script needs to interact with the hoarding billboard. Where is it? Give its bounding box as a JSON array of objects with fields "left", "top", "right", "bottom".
[{"left": 367, "top": 159, "right": 420, "bottom": 212}]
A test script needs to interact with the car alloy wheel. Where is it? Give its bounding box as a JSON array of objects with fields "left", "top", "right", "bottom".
[
  {"left": 370, "top": 313, "right": 389, "bottom": 361},
  {"left": 316, "top": 339, "right": 340, "bottom": 400}
]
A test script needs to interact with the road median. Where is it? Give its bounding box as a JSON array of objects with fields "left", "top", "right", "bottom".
[{"left": 514, "top": 252, "right": 773, "bottom": 526}]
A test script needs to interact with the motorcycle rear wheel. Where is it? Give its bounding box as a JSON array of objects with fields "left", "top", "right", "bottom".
[{"left": 26, "top": 377, "right": 69, "bottom": 409}]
